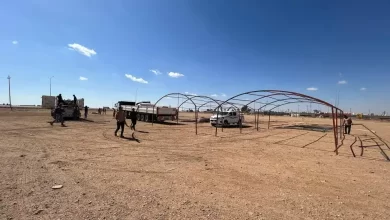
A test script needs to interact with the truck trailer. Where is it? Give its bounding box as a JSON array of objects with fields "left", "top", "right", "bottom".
[{"left": 115, "top": 101, "right": 178, "bottom": 122}]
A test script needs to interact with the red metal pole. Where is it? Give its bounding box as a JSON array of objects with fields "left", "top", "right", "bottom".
[
  {"left": 268, "top": 111, "right": 271, "bottom": 129},
  {"left": 254, "top": 110, "right": 257, "bottom": 130},
  {"left": 339, "top": 112, "right": 343, "bottom": 138},
  {"left": 152, "top": 107, "right": 155, "bottom": 126},
  {"left": 336, "top": 109, "right": 339, "bottom": 148},
  {"left": 256, "top": 110, "right": 259, "bottom": 131},
  {"left": 331, "top": 108, "right": 338, "bottom": 155},
  {"left": 239, "top": 111, "right": 242, "bottom": 134},
  {"left": 195, "top": 108, "right": 198, "bottom": 135},
  {"left": 176, "top": 109, "right": 179, "bottom": 124}
]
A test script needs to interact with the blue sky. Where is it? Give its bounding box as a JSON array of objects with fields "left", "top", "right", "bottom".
[{"left": 1, "top": 0, "right": 389, "bottom": 114}]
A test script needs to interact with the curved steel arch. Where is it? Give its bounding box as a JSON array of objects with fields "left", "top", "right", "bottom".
[
  {"left": 213, "top": 90, "right": 344, "bottom": 155},
  {"left": 152, "top": 93, "right": 240, "bottom": 135},
  {"left": 152, "top": 92, "right": 197, "bottom": 126},
  {"left": 214, "top": 90, "right": 342, "bottom": 112}
]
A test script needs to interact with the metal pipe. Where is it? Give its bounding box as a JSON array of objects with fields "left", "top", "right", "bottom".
[
  {"left": 257, "top": 110, "right": 260, "bottom": 131},
  {"left": 268, "top": 111, "right": 271, "bottom": 129},
  {"left": 350, "top": 136, "right": 357, "bottom": 157},
  {"left": 195, "top": 106, "right": 198, "bottom": 135},
  {"left": 331, "top": 107, "right": 338, "bottom": 155}
]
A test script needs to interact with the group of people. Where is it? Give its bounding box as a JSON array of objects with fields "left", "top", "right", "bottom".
[
  {"left": 56, "top": 94, "right": 78, "bottom": 107},
  {"left": 114, "top": 107, "right": 138, "bottom": 138},
  {"left": 98, "top": 108, "right": 107, "bottom": 115}
]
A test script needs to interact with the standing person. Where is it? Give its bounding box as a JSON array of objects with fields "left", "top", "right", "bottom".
[
  {"left": 113, "top": 108, "right": 116, "bottom": 118},
  {"left": 84, "top": 106, "right": 89, "bottom": 119},
  {"left": 115, "top": 107, "right": 127, "bottom": 137},
  {"left": 73, "top": 94, "right": 78, "bottom": 106},
  {"left": 129, "top": 108, "right": 138, "bottom": 130},
  {"left": 50, "top": 105, "right": 65, "bottom": 127},
  {"left": 343, "top": 115, "right": 352, "bottom": 134},
  {"left": 57, "top": 94, "right": 65, "bottom": 106}
]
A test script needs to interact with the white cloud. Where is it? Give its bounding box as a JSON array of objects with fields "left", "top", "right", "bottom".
[
  {"left": 12, "top": 41, "right": 18, "bottom": 45},
  {"left": 125, "top": 74, "right": 148, "bottom": 84},
  {"left": 221, "top": 93, "right": 226, "bottom": 97},
  {"left": 210, "top": 94, "right": 218, "bottom": 97},
  {"left": 338, "top": 80, "right": 347, "bottom": 84},
  {"left": 68, "top": 43, "right": 97, "bottom": 57},
  {"left": 168, "top": 72, "right": 184, "bottom": 78},
  {"left": 306, "top": 87, "right": 318, "bottom": 91},
  {"left": 184, "top": 92, "right": 197, "bottom": 96},
  {"left": 360, "top": 87, "right": 366, "bottom": 91},
  {"left": 150, "top": 69, "right": 162, "bottom": 75},
  {"left": 79, "top": 76, "right": 88, "bottom": 81}
]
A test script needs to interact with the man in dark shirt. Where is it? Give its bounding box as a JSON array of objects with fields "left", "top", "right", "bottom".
[
  {"left": 84, "top": 106, "right": 89, "bottom": 119},
  {"left": 129, "top": 108, "right": 138, "bottom": 130},
  {"left": 50, "top": 105, "right": 65, "bottom": 127},
  {"left": 343, "top": 115, "right": 352, "bottom": 134},
  {"left": 73, "top": 94, "right": 78, "bottom": 106},
  {"left": 57, "top": 94, "right": 64, "bottom": 106},
  {"left": 115, "top": 107, "right": 126, "bottom": 137}
]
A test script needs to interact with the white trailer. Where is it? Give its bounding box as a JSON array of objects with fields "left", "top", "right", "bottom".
[
  {"left": 42, "top": 96, "right": 56, "bottom": 109},
  {"left": 116, "top": 101, "right": 178, "bottom": 122}
]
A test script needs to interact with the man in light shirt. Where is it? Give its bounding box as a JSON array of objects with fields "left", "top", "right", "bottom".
[{"left": 115, "top": 107, "right": 127, "bottom": 137}]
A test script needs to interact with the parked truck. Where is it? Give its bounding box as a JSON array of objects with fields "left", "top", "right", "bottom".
[
  {"left": 210, "top": 109, "right": 244, "bottom": 127},
  {"left": 115, "top": 101, "right": 178, "bottom": 122},
  {"left": 44, "top": 95, "right": 83, "bottom": 120}
]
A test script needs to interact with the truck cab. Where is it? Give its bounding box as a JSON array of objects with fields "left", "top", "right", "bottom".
[{"left": 210, "top": 110, "right": 244, "bottom": 126}]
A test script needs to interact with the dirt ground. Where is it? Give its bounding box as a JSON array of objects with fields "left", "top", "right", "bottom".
[{"left": 1, "top": 109, "right": 390, "bottom": 220}]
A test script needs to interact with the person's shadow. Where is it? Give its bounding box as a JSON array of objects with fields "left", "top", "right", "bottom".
[{"left": 121, "top": 132, "right": 140, "bottom": 143}]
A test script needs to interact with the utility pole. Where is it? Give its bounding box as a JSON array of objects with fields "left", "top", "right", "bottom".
[
  {"left": 49, "top": 76, "right": 54, "bottom": 96},
  {"left": 7, "top": 75, "right": 12, "bottom": 110}
]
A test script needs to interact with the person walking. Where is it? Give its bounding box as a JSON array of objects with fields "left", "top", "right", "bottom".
[
  {"left": 115, "top": 107, "right": 127, "bottom": 137},
  {"left": 84, "top": 106, "right": 89, "bottom": 119},
  {"left": 129, "top": 108, "right": 138, "bottom": 130},
  {"left": 113, "top": 108, "right": 116, "bottom": 118},
  {"left": 50, "top": 105, "right": 65, "bottom": 127},
  {"left": 343, "top": 115, "right": 352, "bottom": 134}
]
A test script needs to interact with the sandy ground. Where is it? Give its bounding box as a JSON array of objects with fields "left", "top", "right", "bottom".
[{"left": 1, "top": 109, "right": 390, "bottom": 220}]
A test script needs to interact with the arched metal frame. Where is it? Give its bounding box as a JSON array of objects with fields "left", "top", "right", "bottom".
[
  {"left": 213, "top": 90, "right": 344, "bottom": 155},
  {"left": 152, "top": 93, "right": 238, "bottom": 134},
  {"left": 153, "top": 90, "right": 344, "bottom": 155}
]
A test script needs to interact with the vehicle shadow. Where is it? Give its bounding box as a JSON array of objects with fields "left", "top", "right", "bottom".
[
  {"left": 212, "top": 125, "right": 253, "bottom": 129},
  {"left": 152, "top": 121, "right": 186, "bottom": 126},
  {"left": 275, "top": 124, "right": 333, "bottom": 132}
]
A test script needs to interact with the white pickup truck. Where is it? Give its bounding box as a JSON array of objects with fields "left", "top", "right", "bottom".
[{"left": 210, "top": 110, "right": 244, "bottom": 126}]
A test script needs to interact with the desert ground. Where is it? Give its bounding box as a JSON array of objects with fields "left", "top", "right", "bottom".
[{"left": 1, "top": 109, "right": 390, "bottom": 220}]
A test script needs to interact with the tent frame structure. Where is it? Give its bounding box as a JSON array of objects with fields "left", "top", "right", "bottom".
[{"left": 153, "top": 90, "right": 344, "bottom": 155}]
